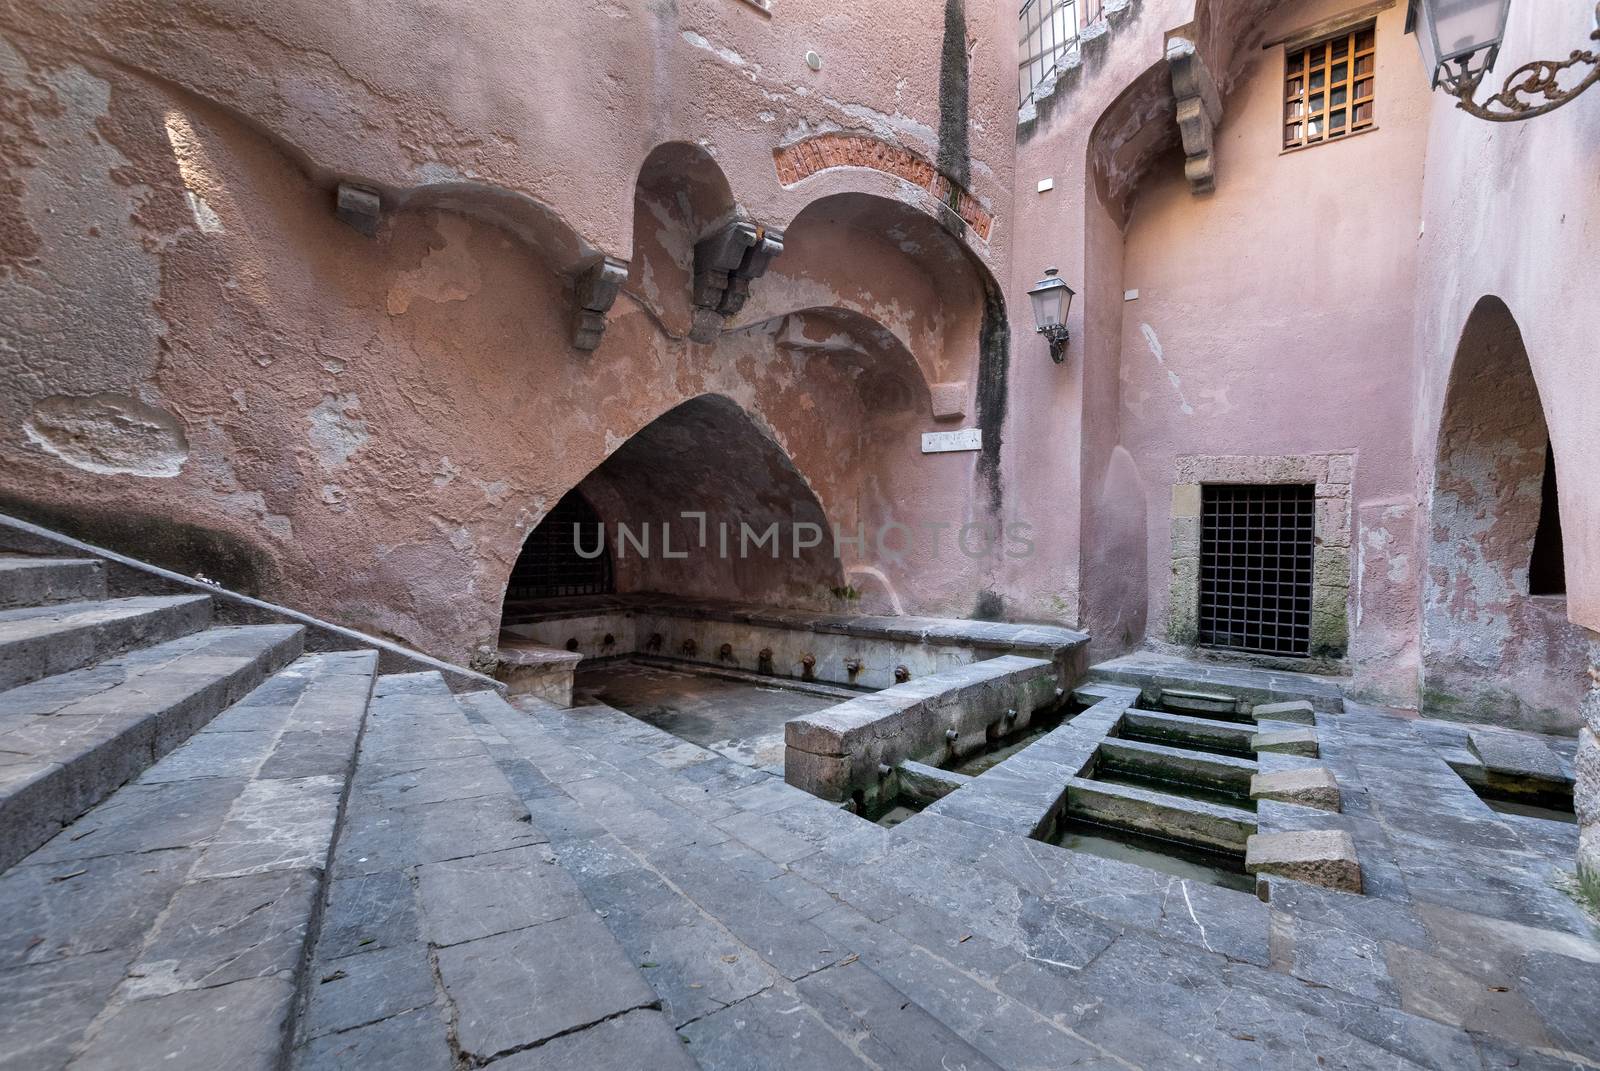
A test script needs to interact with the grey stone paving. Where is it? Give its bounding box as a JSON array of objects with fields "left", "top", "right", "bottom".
[
  {"left": 1, "top": 566, "right": 1595, "bottom": 1071},
  {"left": 0, "top": 648, "right": 376, "bottom": 1071},
  {"left": 447, "top": 686, "right": 1600, "bottom": 1070}
]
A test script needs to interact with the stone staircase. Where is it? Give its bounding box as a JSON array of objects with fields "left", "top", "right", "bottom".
[{"left": 3, "top": 548, "right": 1597, "bottom": 1068}]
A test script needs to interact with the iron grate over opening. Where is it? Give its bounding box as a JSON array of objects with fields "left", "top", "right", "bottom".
[
  {"left": 1199, "top": 483, "right": 1315, "bottom": 657},
  {"left": 506, "top": 489, "right": 614, "bottom": 601}
]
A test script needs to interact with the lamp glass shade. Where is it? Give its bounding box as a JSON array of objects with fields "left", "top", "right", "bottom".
[
  {"left": 1410, "top": 0, "right": 1511, "bottom": 83},
  {"left": 1028, "top": 272, "right": 1074, "bottom": 329}
]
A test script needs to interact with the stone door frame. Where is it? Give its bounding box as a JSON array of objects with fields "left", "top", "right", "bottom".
[{"left": 1168, "top": 452, "right": 1353, "bottom": 660}]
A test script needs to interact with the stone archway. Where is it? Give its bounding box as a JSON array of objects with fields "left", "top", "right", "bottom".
[
  {"left": 500, "top": 393, "right": 845, "bottom": 626},
  {"left": 1423, "top": 297, "right": 1592, "bottom": 732}
]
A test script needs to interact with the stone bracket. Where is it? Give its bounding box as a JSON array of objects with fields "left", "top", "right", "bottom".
[
  {"left": 690, "top": 220, "right": 785, "bottom": 343},
  {"left": 1166, "top": 36, "right": 1223, "bottom": 195},
  {"left": 334, "top": 183, "right": 382, "bottom": 237},
  {"left": 570, "top": 256, "right": 630, "bottom": 352}
]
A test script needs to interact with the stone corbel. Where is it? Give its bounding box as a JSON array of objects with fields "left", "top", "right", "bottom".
[
  {"left": 570, "top": 256, "right": 630, "bottom": 352},
  {"left": 334, "top": 183, "right": 383, "bottom": 237},
  {"left": 1166, "top": 36, "right": 1223, "bottom": 194},
  {"left": 690, "top": 220, "right": 785, "bottom": 343}
]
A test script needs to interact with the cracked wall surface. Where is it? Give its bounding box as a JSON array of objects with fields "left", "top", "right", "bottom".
[{"left": 0, "top": 6, "right": 1016, "bottom": 667}]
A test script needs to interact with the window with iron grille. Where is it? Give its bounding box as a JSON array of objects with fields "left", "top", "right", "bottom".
[
  {"left": 1018, "top": 0, "right": 1102, "bottom": 107},
  {"left": 505, "top": 490, "right": 613, "bottom": 601},
  {"left": 1283, "top": 23, "right": 1376, "bottom": 149},
  {"left": 1199, "top": 484, "right": 1315, "bottom": 656}
]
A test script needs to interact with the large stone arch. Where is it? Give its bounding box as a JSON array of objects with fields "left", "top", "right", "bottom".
[
  {"left": 499, "top": 393, "right": 846, "bottom": 626},
  {"left": 1423, "top": 296, "right": 1594, "bottom": 732}
]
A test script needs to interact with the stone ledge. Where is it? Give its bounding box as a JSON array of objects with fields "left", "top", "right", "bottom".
[
  {"left": 784, "top": 655, "right": 1059, "bottom": 803},
  {"left": 1251, "top": 699, "right": 1316, "bottom": 725},
  {"left": 1251, "top": 767, "right": 1340, "bottom": 812},
  {"left": 1245, "top": 829, "right": 1362, "bottom": 893},
  {"left": 1252, "top": 728, "right": 1320, "bottom": 757},
  {"left": 494, "top": 637, "right": 582, "bottom": 707}
]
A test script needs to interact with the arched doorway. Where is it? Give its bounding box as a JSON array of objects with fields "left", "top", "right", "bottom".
[
  {"left": 1423, "top": 297, "right": 1589, "bottom": 732},
  {"left": 501, "top": 393, "right": 845, "bottom": 624}
]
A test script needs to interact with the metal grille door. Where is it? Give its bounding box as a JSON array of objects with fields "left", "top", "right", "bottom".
[
  {"left": 1199, "top": 484, "right": 1314, "bottom": 656},
  {"left": 506, "top": 491, "right": 613, "bottom": 601}
]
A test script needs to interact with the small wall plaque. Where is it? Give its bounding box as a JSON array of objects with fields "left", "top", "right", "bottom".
[{"left": 921, "top": 428, "right": 982, "bottom": 453}]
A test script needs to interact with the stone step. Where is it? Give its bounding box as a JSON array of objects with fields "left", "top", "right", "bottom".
[
  {"left": 0, "top": 557, "right": 106, "bottom": 609},
  {"left": 294, "top": 673, "right": 676, "bottom": 1070},
  {"left": 0, "top": 624, "right": 306, "bottom": 871},
  {"left": 1066, "top": 775, "right": 1257, "bottom": 854},
  {"left": 1096, "top": 736, "right": 1258, "bottom": 793},
  {"left": 0, "top": 650, "right": 378, "bottom": 1071},
  {"left": 1120, "top": 707, "right": 1256, "bottom": 754},
  {"left": 0, "top": 595, "right": 213, "bottom": 693}
]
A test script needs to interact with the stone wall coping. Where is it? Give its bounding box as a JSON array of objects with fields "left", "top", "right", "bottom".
[
  {"left": 921, "top": 690, "right": 1136, "bottom": 837},
  {"left": 0, "top": 511, "right": 501, "bottom": 694},
  {"left": 786, "top": 654, "right": 1052, "bottom": 754},
  {"left": 503, "top": 594, "right": 1088, "bottom": 656}
]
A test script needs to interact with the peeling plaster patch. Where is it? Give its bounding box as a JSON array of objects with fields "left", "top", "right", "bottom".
[
  {"left": 183, "top": 191, "right": 224, "bottom": 234},
  {"left": 431, "top": 456, "right": 460, "bottom": 487},
  {"left": 472, "top": 477, "right": 510, "bottom": 505},
  {"left": 681, "top": 31, "right": 748, "bottom": 69},
  {"left": 23, "top": 394, "right": 188, "bottom": 476},
  {"left": 1140, "top": 323, "right": 1193, "bottom": 415},
  {"left": 386, "top": 215, "right": 482, "bottom": 315},
  {"left": 2, "top": 42, "right": 163, "bottom": 399},
  {"left": 307, "top": 393, "right": 369, "bottom": 470}
]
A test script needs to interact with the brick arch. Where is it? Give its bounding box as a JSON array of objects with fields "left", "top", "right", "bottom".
[{"left": 773, "top": 132, "right": 994, "bottom": 242}]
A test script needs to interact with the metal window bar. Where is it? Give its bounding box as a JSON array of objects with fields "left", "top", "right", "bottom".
[
  {"left": 1019, "top": 0, "right": 1104, "bottom": 107},
  {"left": 1198, "top": 484, "right": 1315, "bottom": 657},
  {"left": 505, "top": 490, "right": 614, "bottom": 601}
]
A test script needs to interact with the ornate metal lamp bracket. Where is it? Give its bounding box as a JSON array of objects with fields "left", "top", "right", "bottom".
[{"left": 1440, "top": 2, "right": 1600, "bottom": 121}]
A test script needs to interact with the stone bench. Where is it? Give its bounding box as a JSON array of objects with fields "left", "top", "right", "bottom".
[{"left": 494, "top": 636, "right": 583, "bottom": 706}]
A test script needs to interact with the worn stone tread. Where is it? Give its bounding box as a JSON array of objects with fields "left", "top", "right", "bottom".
[
  {"left": 295, "top": 673, "right": 661, "bottom": 1070},
  {"left": 0, "top": 624, "right": 307, "bottom": 870},
  {"left": 0, "top": 650, "right": 377, "bottom": 1070},
  {"left": 0, "top": 595, "right": 214, "bottom": 693},
  {"left": 0, "top": 557, "right": 105, "bottom": 610}
]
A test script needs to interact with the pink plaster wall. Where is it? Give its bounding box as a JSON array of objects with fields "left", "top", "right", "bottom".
[
  {"left": 1411, "top": 2, "right": 1600, "bottom": 641},
  {"left": 0, "top": 2, "right": 1021, "bottom": 669},
  {"left": 1114, "top": 0, "right": 1430, "bottom": 701},
  {"left": 1, "top": 0, "right": 1594, "bottom": 730}
]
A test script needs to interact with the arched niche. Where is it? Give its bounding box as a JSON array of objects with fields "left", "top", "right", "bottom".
[
  {"left": 500, "top": 393, "right": 845, "bottom": 627},
  {"left": 1423, "top": 296, "right": 1592, "bottom": 732}
]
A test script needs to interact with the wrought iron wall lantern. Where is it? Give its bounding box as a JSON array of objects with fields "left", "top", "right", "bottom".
[
  {"left": 1028, "top": 267, "right": 1075, "bottom": 364},
  {"left": 1407, "top": 0, "right": 1600, "bottom": 120}
]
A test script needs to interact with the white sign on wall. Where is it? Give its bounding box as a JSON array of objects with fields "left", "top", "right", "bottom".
[{"left": 921, "top": 428, "right": 983, "bottom": 454}]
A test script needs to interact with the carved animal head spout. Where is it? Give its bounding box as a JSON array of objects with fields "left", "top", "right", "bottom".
[{"left": 800, "top": 652, "right": 817, "bottom": 680}]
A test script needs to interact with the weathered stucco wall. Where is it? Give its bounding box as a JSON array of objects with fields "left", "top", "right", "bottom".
[
  {"left": 1116, "top": 0, "right": 1429, "bottom": 702},
  {"left": 1, "top": 0, "right": 1594, "bottom": 742},
  {"left": 0, "top": 1, "right": 1021, "bottom": 668}
]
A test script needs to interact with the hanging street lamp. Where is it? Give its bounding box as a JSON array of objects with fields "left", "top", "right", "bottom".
[{"left": 1408, "top": 0, "right": 1600, "bottom": 120}]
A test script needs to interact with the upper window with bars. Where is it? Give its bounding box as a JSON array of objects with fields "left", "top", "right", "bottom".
[
  {"left": 1018, "top": 0, "right": 1104, "bottom": 107},
  {"left": 1283, "top": 23, "right": 1376, "bottom": 150}
]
